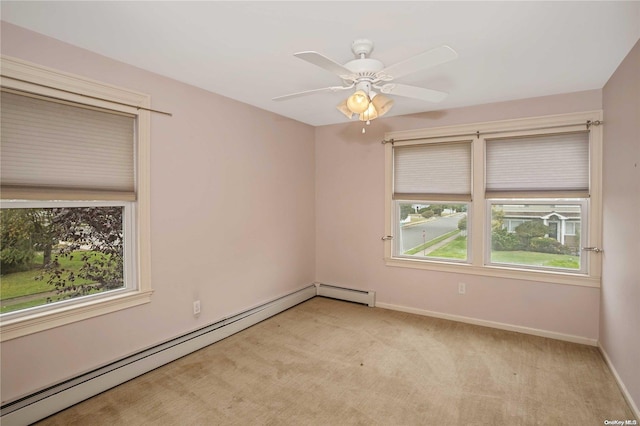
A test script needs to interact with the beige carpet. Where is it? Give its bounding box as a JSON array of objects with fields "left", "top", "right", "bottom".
[{"left": 37, "top": 297, "right": 635, "bottom": 425}]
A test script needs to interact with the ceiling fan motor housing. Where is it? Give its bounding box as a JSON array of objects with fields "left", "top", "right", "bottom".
[
  {"left": 344, "top": 38, "right": 384, "bottom": 87},
  {"left": 345, "top": 58, "right": 384, "bottom": 76},
  {"left": 344, "top": 59, "right": 384, "bottom": 91}
]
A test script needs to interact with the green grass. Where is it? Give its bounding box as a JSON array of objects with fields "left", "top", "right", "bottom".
[
  {"left": 0, "top": 252, "right": 95, "bottom": 300},
  {"left": 492, "top": 251, "right": 580, "bottom": 269},
  {"left": 0, "top": 267, "right": 51, "bottom": 299},
  {"left": 429, "top": 236, "right": 467, "bottom": 259},
  {"left": 414, "top": 238, "right": 580, "bottom": 269},
  {"left": 1, "top": 251, "right": 120, "bottom": 314},
  {"left": 404, "top": 230, "right": 460, "bottom": 255}
]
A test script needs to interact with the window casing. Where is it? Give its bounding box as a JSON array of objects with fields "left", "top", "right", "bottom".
[
  {"left": 384, "top": 111, "right": 603, "bottom": 287},
  {"left": 0, "top": 56, "right": 152, "bottom": 341},
  {"left": 391, "top": 140, "right": 472, "bottom": 264}
]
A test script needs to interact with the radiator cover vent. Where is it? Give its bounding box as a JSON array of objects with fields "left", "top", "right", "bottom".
[{"left": 316, "top": 283, "right": 375, "bottom": 307}]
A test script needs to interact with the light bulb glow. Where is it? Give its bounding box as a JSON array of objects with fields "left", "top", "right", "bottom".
[
  {"left": 346, "top": 90, "right": 370, "bottom": 114},
  {"left": 359, "top": 102, "right": 378, "bottom": 122}
]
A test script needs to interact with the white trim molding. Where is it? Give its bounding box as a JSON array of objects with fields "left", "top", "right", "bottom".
[
  {"left": 376, "top": 301, "right": 598, "bottom": 346},
  {"left": 598, "top": 343, "right": 640, "bottom": 420}
]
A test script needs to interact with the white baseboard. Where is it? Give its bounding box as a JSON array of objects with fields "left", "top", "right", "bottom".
[
  {"left": 376, "top": 302, "right": 598, "bottom": 346},
  {"left": 316, "top": 283, "right": 375, "bottom": 307},
  {"left": 0, "top": 284, "right": 317, "bottom": 426},
  {"left": 598, "top": 343, "right": 640, "bottom": 420}
]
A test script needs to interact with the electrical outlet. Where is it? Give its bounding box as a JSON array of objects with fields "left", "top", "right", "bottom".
[
  {"left": 193, "top": 300, "right": 201, "bottom": 316},
  {"left": 458, "top": 282, "right": 466, "bottom": 295}
]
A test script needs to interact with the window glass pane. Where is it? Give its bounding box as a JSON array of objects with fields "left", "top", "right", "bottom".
[
  {"left": 490, "top": 202, "right": 584, "bottom": 271},
  {"left": 1, "top": 206, "right": 125, "bottom": 314},
  {"left": 395, "top": 202, "right": 468, "bottom": 262}
]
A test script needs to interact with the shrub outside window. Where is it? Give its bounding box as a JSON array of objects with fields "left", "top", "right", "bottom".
[{"left": 488, "top": 201, "right": 587, "bottom": 274}]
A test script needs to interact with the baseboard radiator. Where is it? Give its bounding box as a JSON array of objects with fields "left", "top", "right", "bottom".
[
  {"left": 1, "top": 285, "right": 318, "bottom": 426},
  {"left": 316, "top": 283, "right": 375, "bottom": 307}
]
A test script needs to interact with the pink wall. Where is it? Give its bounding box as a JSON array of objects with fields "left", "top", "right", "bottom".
[
  {"left": 0, "top": 23, "right": 316, "bottom": 402},
  {"left": 2, "top": 20, "right": 636, "bottom": 412},
  {"left": 601, "top": 40, "right": 640, "bottom": 412},
  {"left": 315, "top": 90, "right": 602, "bottom": 340}
]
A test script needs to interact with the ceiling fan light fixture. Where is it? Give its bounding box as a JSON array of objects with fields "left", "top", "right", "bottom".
[
  {"left": 336, "top": 100, "right": 355, "bottom": 119},
  {"left": 370, "top": 93, "right": 394, "bottom": 117},
  {"left": 346, "top": 90, "right": 370, "bottom": 114},
  {"left": 359, "top": 102, "right": 378, "bottom": 121}
]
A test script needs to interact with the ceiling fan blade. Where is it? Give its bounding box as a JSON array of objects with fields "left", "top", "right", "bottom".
[
  {"left": 272, "top": 85, "right": 353, "bottom": 101},
  {"left": 378, "top": 45, "right": 458, "bottom": 80},
  {"left": 294, "top": 51, "right": 353, "bottom": 78},
  {"left": 378, "top": 83, "right": 448, "bottom": 103}
]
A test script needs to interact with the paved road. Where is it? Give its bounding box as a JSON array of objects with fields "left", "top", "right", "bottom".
[{"left": 399, "top": 213, "right": 466, "bottom": 252}]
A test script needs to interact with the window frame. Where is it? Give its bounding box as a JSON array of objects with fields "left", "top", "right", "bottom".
[
  {"left": 0, "top": 56, "right": 152, "bottom": 341},
  {"left": 384, "top": 110, "right": 603, "bottom": 287},
  {"left": 0, "top": 200, "right": 136, "bottom": 318}
]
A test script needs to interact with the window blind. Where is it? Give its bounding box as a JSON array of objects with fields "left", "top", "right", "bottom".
[
  {"left": 485, "top": 132, "right": 589, "bottom": 198},
  {"left": 1, "top": 91, "right": 135, "bottom": 200},
  {"left": 393, "top": 141, "right": 471, "bottom": 201}
]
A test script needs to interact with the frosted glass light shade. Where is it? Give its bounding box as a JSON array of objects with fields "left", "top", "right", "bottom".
[
  {"left": 371, "top": 93, "right": 394, "bottom": 117},
  {"left": 336, "top": 100, "right": 354, "bottom": 119},
  {"left": 346, "top": 90, "right": 370, "bottom": 114}
]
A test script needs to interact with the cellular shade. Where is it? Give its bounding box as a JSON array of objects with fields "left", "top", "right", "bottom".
[
  {"left": 393, "top": 141, "right": 471, "bottom": 200},
  {"left": 485, "top": 132, "right": 589, "bottom": 197},
  {"left": 1, "top": 91, "right": 135, "bottom": 200}
]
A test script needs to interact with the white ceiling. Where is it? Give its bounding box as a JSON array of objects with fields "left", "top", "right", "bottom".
[{"left": 2, "top": 2, "right": 639, "bottom": 127}]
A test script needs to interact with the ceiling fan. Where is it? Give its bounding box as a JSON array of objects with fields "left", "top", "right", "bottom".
[{"left": 273, "top": 39, "right": 458, "bottom": 127}]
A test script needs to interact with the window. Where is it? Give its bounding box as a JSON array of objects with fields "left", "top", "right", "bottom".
[
  {"left": 489, "top": 201, "right": 587, "bottom": 273},
  {"left": 485, "top": 132, "right": 589, "bottom": 274},
  {"left": 384, "top": 111, "right": 603, "bottom": 286},
  {"left": 392, "top": 141, "right": 472, "bottom": 263},
  {"left": 506, "top": 219, "right": 525, "bottom": 233},
  {"left": 1, "top": 203, "right": 133, "bottom": 315},
  {"left": 565, "top": 221, "right": 579, "bottom": 236},
  {"left": 0, "top": 56, "right": 152, "bottom": 341},
  {"left": 395, "top": 202, "right": 469, "bottom": 262}
]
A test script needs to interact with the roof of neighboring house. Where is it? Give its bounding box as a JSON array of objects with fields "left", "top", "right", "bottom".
[{"left": 498, "top": 205, "right": 581, "bottom": 220}]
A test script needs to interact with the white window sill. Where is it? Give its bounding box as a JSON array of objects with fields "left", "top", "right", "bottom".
[
  {"left": 385, "top": 257, "right": 601, "bottom": 287},
  {"left": 0, "top": 290, "right": 153, "bottom": 342}
]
